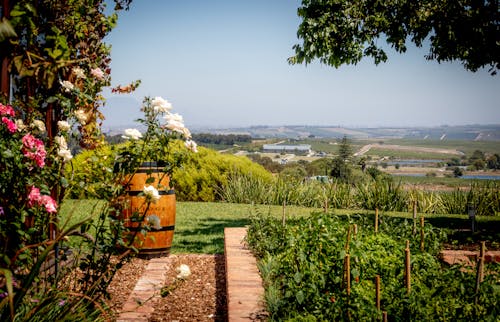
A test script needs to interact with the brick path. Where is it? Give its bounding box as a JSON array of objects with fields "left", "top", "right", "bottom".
[
  {"left": 224, "top": 227, "right": 267, "bottom": 321},
  {"left": 117, "top": 257, "right": 172, "bottom": 321}
]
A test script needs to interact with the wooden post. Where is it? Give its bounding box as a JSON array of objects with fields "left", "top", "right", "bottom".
[
  {"left": 375, "top": 208, "right": 379, "bottom": 234},
  {"left": 475, "top": 241, "right": 486, "bottom": 293},
  {"left": 345, "top": 226, "right": 351, "bottom": 251},
  {"left": 382, "top": 311, "right": 388, "bottom": 322},
  {"left": 405, "top": 240, "right": 411, "bottom": 294},
  {"left": 375, "top": 275, "right": 381, "bottom": 311},
  {"left": 282, "top": 200, "right": 286, "bottom": 227},
  {"left": 412, "top": 200, "right": 417, "bottom": 236},
  {"left": 353, "top": 224, "right": 358, "bottom": 240},
  {"left": 420, "top": 216, "right": 425, "bottom": 252},
  {"left": 345, "top": 254, "right": 351, "bottom": 296}
]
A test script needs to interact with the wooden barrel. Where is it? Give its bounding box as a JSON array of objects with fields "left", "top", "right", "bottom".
[{"left": 122, "top": 162, "right": 175, "bottom": 257}]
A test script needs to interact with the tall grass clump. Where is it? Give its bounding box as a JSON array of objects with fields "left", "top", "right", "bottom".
[
  {"left": 356, "top": 178, "right": 407, "bottom": 211},
  {"left": 440, "top": 181, "right": 500, "bottom": 216},
  {"left": 218, "top": 171, "right": 271, "bottom": 204}
]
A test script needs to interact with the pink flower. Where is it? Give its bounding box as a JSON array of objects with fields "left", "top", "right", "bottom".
[
  {"left": 22, "top": 134, "right": 46, "bottom": 168},
  {"left": 27, "top": 187, "right": 57, "bottom": 213},
  {"left": 90, "top": 68, "right": 105, "bottom": 80},
  {"left": 0, "top": 103, "right": 15, "bottom": 117},
  {"left": 1, "top": 116, "right": 17, "bottom": 133},
  {"left": 40, "top": 195, "right": 57, "bottom": 213},
  {"left": 28, "top": 186, "right": 42, "bottom": 207}
]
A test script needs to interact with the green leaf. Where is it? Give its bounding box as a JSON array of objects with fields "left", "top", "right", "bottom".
[
  {"left": 294, "top": 272, "right": 302, "bottom": 284},
  {"left": 0, "top": 18, "right": 17, "bottom": 42},
  {"left": 296, "top": 290, "right": 304, "bottom": 304}
]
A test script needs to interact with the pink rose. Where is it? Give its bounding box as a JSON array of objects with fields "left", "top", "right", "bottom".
[
  {"left": 27, "top": 187, "right": 57, "bottom": 213},
  {"left": 90, "top": 68, "right": 105, "bottom": 80},
  {"left": 1, "top": 117, "right": 17, "bottom": 133},
  {"left": 28, "top": 186, "right": 42, "bottom": 207},
  {"left": 0, "top": 103, "right": 15, "bottom": 117},
  {"left": 22, "top": 134, "right": 46, "bottom": 168},
  {"left": 41, "top": 195, "right": 58, "bottom": 213}
]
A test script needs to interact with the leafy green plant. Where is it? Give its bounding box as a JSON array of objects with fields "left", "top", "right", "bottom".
[{"left": 247, "top": 212, "right": 499, "bottom": 321}]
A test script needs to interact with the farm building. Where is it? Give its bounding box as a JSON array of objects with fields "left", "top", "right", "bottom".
[{"left": 262, "top": 144, "right": 312, "bottom": 155}]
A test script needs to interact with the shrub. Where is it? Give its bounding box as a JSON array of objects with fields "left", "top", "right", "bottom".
[{"left": 67, "top": 143, "right": 272, "bottom": 202}]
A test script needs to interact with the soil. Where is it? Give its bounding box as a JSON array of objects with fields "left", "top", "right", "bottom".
[{"left": 107, "top": 254, "right": 227, "bottom": 322}]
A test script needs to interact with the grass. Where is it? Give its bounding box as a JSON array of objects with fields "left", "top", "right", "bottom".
[{"left": 59, "top": 200, "right": 500, "bottom": 254}]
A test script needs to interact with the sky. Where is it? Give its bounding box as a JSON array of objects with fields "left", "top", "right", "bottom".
[{"left": 102, "top": 0, "right": 500, "bottom": 130}]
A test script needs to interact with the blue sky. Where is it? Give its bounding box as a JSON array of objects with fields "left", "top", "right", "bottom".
[{"left": 102, "top": 0, "right": 500, "bottom": 130}]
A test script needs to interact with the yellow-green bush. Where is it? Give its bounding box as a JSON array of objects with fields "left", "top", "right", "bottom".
[{"left": 173, "top": 146, "right": 273, "bottom": 201}]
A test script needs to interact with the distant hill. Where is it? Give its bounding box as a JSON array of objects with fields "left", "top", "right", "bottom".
[{"left": 189, "top": 124, "right": 500, "bottom": 141}]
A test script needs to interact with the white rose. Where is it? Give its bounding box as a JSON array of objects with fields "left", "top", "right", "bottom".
[
  {"left": 54, "top": 136, "right": 68, "bottom": 149},
  {"left": 164, "top": 112, "right": 183, "bottom": 123},
  {"left": 31, "top": 120, "right": 46, "bottom": 133},
  {"left": 122, "top": 128, "right": 143, "bottom": 140},
  {"left": 15, "top": 119, "right": 26, "bottom": 131},
  {"left": 72, "top": 67, "right": 86, "bottom": 79},
  {"left": 152, "top": 96, "right": 172, "bottom": 113},
  {"left": 58, "top": 148, "right": 73, "bottom": 162},
  {"left": 74, "top": 110, "right": 88, "bottom": 124},
  {"left": 176, "top": 264, "right": 191, "bottom": 279},
  {"left": 184, "top": 139, "right": 198, "bottom": 153},
  {"left": 59, "top": 80, "right": 74, "bottom": 93},
  {"left": 57, "top": 120, "right": 71, "bottom": 132},
  {"left": 143, "top": 185, "right": 160, "bottom": 203},
  {"left": 164, "top": 120, "right": 185, "bottom": 135}
]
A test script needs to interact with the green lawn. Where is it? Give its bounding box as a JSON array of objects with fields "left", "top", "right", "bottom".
[{"left": 60, "top": 200, "right": 500, "bottom": 254}]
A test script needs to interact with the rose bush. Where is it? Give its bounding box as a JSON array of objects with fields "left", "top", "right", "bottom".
[{"left": 0, "top": 102, "right": 72, "bottom": 262}]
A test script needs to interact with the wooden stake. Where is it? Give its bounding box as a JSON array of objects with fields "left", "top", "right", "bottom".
[
  {"left": 345, "top": 254, "right": 351, "bottom": 296},
  {"left": 412, "top": 200, "right": 417, "bottom": 235},
  {"left": 475, "top": 241, "right": 486, "bottom": 293},
  {"left": 345, "top": 226, "right": 351, "bottom": 251},
  {"left": 353, "top": 224, "right": 358, "bottom": 240},
  {"left": 420, "top": 216, "right": 425, "bottom": 252},
  {"left": 375, "top": 208, "right": 379, "bottom": 234},
  {"left": 405, "top": 240, "right": 411, "bottom": 294},
  {"left": 375, "top": 275, "right": 381, "bottom": 311},
  {"left": 383, "top": 311, "right": 388, "bottom": 322},
  {"left": 282, "top": 200, "right": 286, "bottom": 227}
]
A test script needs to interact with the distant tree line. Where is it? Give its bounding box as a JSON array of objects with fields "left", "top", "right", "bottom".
[
  {"left": 447, "top": 150, "right": 500, "bottom": 171},
  {"left": 192, "top": 133, "right": 252, "bottom": 145}
]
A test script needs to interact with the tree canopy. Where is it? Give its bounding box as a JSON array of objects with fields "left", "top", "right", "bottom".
[{"left": 289, "top": 0, "right": 500, "bottom": 75}]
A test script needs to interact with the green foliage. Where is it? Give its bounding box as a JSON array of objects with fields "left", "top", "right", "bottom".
[
  {"left": 289, "top": 0, "right": 499, "bottom": 74},
  {"left": 221, "top": 171, "right": 500, "bottom": 216},
  {"left": 247, "top": 212, "right": 499, "bottom": 321},
  {"left": 67, "top": 143, "right": 272, "bottom": 202}
]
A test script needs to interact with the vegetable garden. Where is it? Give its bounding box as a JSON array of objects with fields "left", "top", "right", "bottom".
[{"left": 247, "top": 211, "right": 500, "bottom": 321}]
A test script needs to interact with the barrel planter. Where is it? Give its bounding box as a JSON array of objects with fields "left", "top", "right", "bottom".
[{"left": 122, "top": 162, "right": 175, "bottom": 257}]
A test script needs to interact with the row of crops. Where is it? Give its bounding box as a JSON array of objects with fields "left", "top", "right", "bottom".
[
  {"left": 246, "top": 212, "right": 500, "bottom": 321},
  {"left": 221, "top": 174, "right": 500, "bottom": 216}
]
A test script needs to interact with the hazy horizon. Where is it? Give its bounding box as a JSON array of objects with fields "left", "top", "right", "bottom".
[{"left": 102, "top": 0, "right": 500, "bottom": 130}]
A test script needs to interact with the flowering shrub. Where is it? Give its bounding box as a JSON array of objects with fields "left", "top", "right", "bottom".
[
  {"left": 115, "top": 96, "right": 197, "bottom": 187},
  {"left": 0, "top": 102, "right": 73, "bottom": 262}
]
